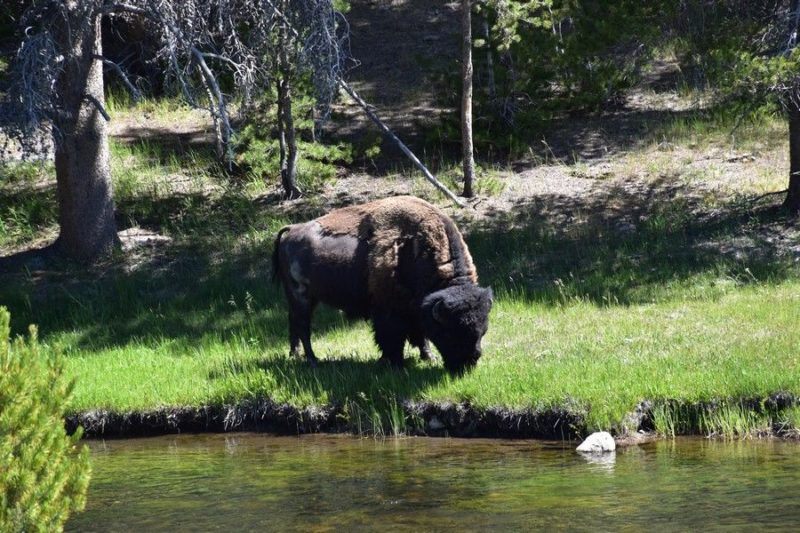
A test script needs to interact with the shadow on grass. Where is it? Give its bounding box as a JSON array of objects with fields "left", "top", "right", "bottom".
[
  {"left": 212, "top": 355, "right": 450, "bottom": 434},
  {"left": 217, "top": 356, "right": 448, "bottom": 400},
  {"left": 0, "top": 234, "right": 355, "bottom": 355},
  {"left": 0, "top": 171, "right": 796, "bottom": 354},
  {"left": 467, "top": 176, "right": 799, "bottom": 305}
]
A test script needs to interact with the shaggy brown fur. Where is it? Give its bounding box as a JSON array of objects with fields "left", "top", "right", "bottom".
[
  {"left": 273, "top": 196, "right": 491, "bottom": 373},
  {"left": 315, "top": 196, "right": 477, "bottom": 306}
]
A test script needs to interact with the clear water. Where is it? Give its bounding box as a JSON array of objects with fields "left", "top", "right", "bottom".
[{"left": 67, "top": 434, "right": 800, "bottom": 531}]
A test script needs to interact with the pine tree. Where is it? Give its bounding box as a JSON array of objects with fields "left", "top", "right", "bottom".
[{"left": 0, "top": 308, "right": 91, "bottom": 532}]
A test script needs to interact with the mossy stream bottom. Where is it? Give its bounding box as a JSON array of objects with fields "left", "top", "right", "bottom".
[{"left": 67, "top": 434, "right": 800, "bottom": 531}]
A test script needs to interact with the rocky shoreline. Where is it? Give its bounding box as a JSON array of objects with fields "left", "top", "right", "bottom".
[{"left": 65, "top": 400, "right": 587, "bottom": 440}]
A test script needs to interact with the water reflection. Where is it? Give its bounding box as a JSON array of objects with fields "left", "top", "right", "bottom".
[
  {"left": 67, "top": 435, "right": 800, "bottom": 531},
  {"left": 577, "top": 450, "right": 616, "bottom": 471}
]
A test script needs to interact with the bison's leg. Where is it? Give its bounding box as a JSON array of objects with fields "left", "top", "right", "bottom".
[
  {"left": 373, "top": 312, "right": 407, "bottom": 368},
  {"left": 408, "top": 329, "right": 432, "bottom": 361},
  {"left": 418, "top": 339, "right": 433, "bottom": 361},
  {"left": 287, "top": 295, "right": 318, "bottom": 367}
]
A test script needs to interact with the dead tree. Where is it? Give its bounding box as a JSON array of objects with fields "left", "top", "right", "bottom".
[
  {"left": 262, "top": 0, "right": 346, "bottom": 199},
  {"left": 0, "top": 0, "right": 347, "bottom": 262},
  {"left": 276, "top": 14, "right": 300, "bottom": 199},
  {"left": 3, "top": 2, "right": 118, "bottom": 262}
]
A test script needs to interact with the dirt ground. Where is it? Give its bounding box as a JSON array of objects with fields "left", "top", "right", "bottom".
[{"left": 2, "top": 0, "right": 799, "bottom": 267}]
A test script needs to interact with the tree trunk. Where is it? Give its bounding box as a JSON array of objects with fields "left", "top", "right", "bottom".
[
  {"left": 52, "top": 5, "right": 118, "bottom": 262},
  {"left": 277, "top": 73, "right": 300, "bottom": 200},
  {"left": 275, "top": 12, "right": 300, "bottom": 200},
  {"left": 482, "top": 14, "right": 496, "bottom": 101},
  {"left": 461, "top": 0, "right": 476, "bottom": 198},
  {"left": 785, "top": 105, "right": 800, "bottom": 213}
]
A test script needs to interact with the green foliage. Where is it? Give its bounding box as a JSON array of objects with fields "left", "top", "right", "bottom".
[
  {"left": 480, "top": 0, "right": 554, "bottom": 51},
  {"left": 235, "top": 95, "right": 353, "bottom": 193},
  {"left": 0, "top": 308, "right": 91, "bottom": 532},
  {"left": 332, "top": 0, "right": 350, "bottom": 13},
  {"left": 725, "top": 48, "right": 800, "bottom": 107},
  {"left": 533, "top": 1, "right": 656, "bottom": 108},
  {"left": 664, "top": 1, "right": 774, "bottom": 91},
  {"left": 432, "top": 0, "right": 661, "bottom": 156},
  {"left": 662, "top": 1, "right": 800, "bottom": 110}
]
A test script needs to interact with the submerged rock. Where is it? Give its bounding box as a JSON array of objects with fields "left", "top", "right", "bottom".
[{"left": 576, "top": 431, "right": 616, "bottom": 453}]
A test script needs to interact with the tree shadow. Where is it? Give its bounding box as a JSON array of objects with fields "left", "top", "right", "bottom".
[
  {"left": 0, "top": 223, "right": 348, "bottom": 354},
  {"left": 212, "top": 356, "right": 449, "bottom": 410},
  {"left": 112, "top": 126, "right": 217, "bottom": 155}
]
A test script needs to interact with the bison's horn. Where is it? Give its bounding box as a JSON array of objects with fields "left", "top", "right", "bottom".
[{"left": 432, "top": 299, "right": 445, "bottom": 324}]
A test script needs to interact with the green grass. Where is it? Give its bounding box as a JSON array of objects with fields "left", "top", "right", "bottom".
[
  {"left": 4, "top": 280, "right": 797, "bottom": 434},
  {"left": 2, "top": 97, "right": 800, "bottom": 437},
  {"left": 105, "top": 90, "right": 196, "bottom": 121}
]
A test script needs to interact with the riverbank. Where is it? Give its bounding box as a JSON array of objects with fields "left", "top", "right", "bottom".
[
  {"left": 65, "top": 392, "right": 800, "bottom": 441},
  {"left": 4, "top": 122, "right": 800, "bottom": 441},
  {"left": 2, "top": 279, "right": 776, "bottom": 440},
  {"left": 4, "top": 36, "right": 800, "bottom": 443}
]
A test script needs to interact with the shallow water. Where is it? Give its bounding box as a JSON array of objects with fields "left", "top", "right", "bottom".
[{"left": 67, "top": 434, "right": 800, "bottom": 531}]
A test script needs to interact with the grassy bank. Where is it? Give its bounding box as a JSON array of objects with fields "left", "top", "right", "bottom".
[
  {"left": 53, "top": 283, "right": 800, "bottom": 434},
  {"left": 1, "top": 98, "right": 800, "bottom": 438}
]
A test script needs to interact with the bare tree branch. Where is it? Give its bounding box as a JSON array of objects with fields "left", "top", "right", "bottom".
[
  {"left": 191, "top": 46, "right": 234, "bottom": 163},
  {"left": 95, "top": 55, "right": 143, "bottom": 101},
  {"left": 262, "top": 0, "right": 466, "bottom": 207},
  {"left": 84, "top": 94, "right": 111, "bottom": 122}
]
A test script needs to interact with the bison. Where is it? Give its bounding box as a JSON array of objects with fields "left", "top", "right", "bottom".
[{"left": 272, "top": 196, "right": 492, "bottom": 374}]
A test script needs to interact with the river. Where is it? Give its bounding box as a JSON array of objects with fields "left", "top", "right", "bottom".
[{"left": 67, "top": 434, "right": 800, "bottom": 531}]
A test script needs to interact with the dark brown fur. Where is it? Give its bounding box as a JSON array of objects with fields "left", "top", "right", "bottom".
[{"left": 273, "top": 196, "right": 492, "bottom": 373}]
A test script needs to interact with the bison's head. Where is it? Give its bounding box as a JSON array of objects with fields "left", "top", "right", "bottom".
[{"left": 421, "top": 284, "right": 493, "bottom": 374}]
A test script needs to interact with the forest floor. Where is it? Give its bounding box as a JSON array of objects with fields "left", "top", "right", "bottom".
[{"left": 1, "top": 0, "right": 800, "bottom": 439}]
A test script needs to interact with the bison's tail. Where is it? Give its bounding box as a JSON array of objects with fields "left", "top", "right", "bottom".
[{"left": 271, "top": 226, "right": 291, "bottom": 284}]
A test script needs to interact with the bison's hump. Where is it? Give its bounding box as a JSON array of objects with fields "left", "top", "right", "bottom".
[{"left": 311, "top": 196, "right": 477, "bottom": 306}]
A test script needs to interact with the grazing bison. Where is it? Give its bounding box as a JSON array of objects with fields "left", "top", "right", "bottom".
[{"left": 272, "top": 196, "right": 492, "bottom": 374}]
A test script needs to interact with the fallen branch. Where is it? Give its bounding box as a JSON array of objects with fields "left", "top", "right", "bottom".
[
  {"left": 340, "top": 81, "right": 467, "bottom": 208},
  {"left": 262, "top": 0, "right": 466, "bottom": 208},
  {"left": 750, "top": 188, "right": 789, "bottom": 203}
]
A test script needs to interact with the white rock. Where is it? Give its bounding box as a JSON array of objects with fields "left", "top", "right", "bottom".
[{"left": 576, "top": 431, "right": 616, "bottom": 453}]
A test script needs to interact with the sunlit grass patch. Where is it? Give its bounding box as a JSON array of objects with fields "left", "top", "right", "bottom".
[
  {"left": 653, "top": 399, "right": 792, "bottom": 440},
  {"left": 105, "top": 90, "right": 197, "bottom": 122},
  {"left": 18, "top": 275, "right": 794, "bottom": 433}
]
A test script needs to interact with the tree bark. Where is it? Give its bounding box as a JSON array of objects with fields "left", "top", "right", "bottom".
[
  {"left": 461, "top": 0, "right": 476, "bottom": 198},
  {"left": 482, "top": 13, "right": 496, "bottom": 101},
  {"left": 785, "top": 105, "right": 800, "bottom": 212},
  {"left": 52, "top": 4, "right": 118, "bottom": 262},
  {"left": 276, "top": 15, "right": 301, "bottom": 200},
  {"left": 277, "top": 73, "right": 300, "bottom": 199}
]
